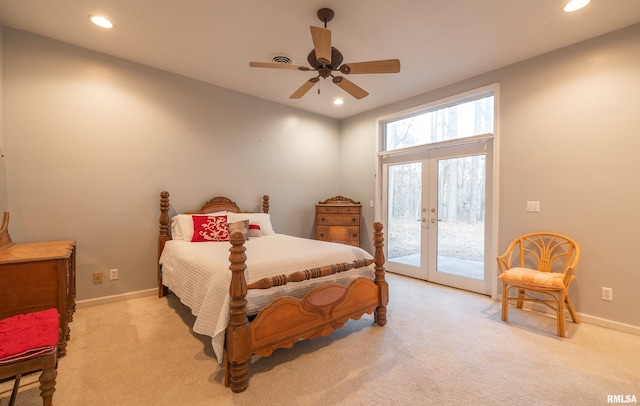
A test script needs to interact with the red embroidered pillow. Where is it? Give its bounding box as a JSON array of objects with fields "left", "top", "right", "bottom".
[{"left": 191, "top": 215, "right": 229, "bottom": 242}]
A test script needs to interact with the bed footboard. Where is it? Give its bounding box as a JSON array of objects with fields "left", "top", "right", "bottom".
[
  {"left": 250, "top": 277, "right": 381, "bottom": 357},
  {"left": 225, "top": 222, "right": 388, "bottom": 393}
]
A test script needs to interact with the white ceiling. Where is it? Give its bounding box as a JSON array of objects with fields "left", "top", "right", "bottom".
[{"left": 1, "top": 0, "right": 639, "bottom": 120}]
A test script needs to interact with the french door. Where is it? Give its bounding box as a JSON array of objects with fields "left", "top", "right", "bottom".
[{"left": 383, "top": 141, "right": 492, "bottom": 295}]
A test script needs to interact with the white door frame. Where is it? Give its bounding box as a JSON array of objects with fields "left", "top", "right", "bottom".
[
  {"left": 381, "top": 141, "right": 492, "bottom": 295},
  {"left": 374, "top": 83, "right": 500, "bottom": 299}
]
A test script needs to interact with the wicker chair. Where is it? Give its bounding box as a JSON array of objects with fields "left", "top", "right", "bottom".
[{"left": 497, "top": 232, "right": 580, "bottom": 337}]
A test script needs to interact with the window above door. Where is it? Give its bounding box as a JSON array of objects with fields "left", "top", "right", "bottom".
[{"left": 381, "top": 88, "right": 495, "bottom": 153}]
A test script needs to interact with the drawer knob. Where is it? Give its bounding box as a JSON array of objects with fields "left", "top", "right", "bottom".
[
  {"left": 351, "top": 218, "right": 356, "bottom": 222},
  {"left": 321, "top": 217, "right": 325, "bottom": 222},
  {"left": 320, "top": 233, "right": 325, "bottom": 237}
]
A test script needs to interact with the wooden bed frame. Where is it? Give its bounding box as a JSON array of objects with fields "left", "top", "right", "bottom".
[{"left": 157, "top": 191, "right": 388, "bottom": 392}]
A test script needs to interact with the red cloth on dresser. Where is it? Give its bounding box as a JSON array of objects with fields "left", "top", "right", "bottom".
[{"left": 0, "top": 308, "right": 59, "bottom": 365}]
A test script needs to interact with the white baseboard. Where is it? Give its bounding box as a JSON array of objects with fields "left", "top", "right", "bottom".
[
  {"left": 578, "top": 313, "right": 640, "bottom": 336},
  {"left": 503, "top": 300, "right": 640, "bottom": 336},
  {"left": 76, "top": 288, "right": 157, "bottom": 309}
]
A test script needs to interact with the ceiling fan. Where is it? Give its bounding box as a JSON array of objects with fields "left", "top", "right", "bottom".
[{"left": 249, "top": 8, "right": 401, "bottom": 100}]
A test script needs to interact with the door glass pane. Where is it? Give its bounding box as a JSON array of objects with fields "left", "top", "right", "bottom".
[
  {"left": 387, "top": 162, "right": 422, "bottom": 267},
  {"left": 384, "top": 96, "right": 494, "bottom": 151},
  {"left": 436, "top": 155, "right": 485, "bottom": 279}
]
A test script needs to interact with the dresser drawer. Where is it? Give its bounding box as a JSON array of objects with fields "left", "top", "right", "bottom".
[
  {"left": 316, "top": 213, "right": 360, "bottom": 226},
  {"left": 316, "top": 206, "right": 360, "bottom": 215},
  {"left": 316, "top": 226, "right": 360, "bottom": 246}
]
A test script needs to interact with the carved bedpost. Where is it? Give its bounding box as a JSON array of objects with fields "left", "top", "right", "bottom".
[
  {"left": 225, "top": 231, "right": 251, "bottom": 393},
  {"left": 158, "top": 191, "right": 170, "bottom": 298},
  {"left": 262, "top": 195, "right": 270, "bottom": 214},
  {"left": 373, "top": 222, "right": 388, "bottom": 326}
]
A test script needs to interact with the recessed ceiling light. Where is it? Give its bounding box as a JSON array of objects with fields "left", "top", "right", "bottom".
[
  {"left": 333, "top": 98, "right": 344, "bottom": 105},
  {"left": 564, "top": 0, "right": 591, "bottom": 12},
  {"left": 90, "top": 15, "right": 113, "bottom": 29}
]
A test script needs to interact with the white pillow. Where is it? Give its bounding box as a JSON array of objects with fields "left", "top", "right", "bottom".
[
  {"left": 171, "top": 212, "right": 227, "bottom": 241},
  {"left": 170, "top": 216, "right": 182, "bottom": 240},
  {"left": 247, "top": 221, "right": 262, "bottom": 238},
  {"left": 227, "top": 212, "right": 275, "bottom": 235}
]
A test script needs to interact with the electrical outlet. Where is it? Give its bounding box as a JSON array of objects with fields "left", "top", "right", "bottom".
[
  {"left": 110, "top": 268, "right": 118, "bottom": 280},
  {"left": 601, "top": 287, "right": 613, "bottom": 301},
  {"left": 93, "top": 272, "right": 103, "bottom": 284},
  {"left": 526, "top": 201, "right": 540, "bottom": 212}
]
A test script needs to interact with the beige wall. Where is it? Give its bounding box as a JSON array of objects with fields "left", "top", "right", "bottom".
[
  {"left": 2, "top": 28, "right": 341, "bottom": 301},
  {"left": 340, "top": 24, "right": 640, "bottom": 329},
  {"left": 3, "top": 23, "right": 639, "bottom": 330}
]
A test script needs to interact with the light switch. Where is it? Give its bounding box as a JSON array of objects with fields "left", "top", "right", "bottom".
[{"left": 526, "top": 201, "right": 540, "bottom": 213}]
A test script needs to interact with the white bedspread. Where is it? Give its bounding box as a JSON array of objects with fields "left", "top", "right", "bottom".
[{"left": 159, "top": 234, "right": 374, "bottom": 363}]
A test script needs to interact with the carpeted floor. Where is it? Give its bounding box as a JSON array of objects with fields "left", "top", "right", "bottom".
[{"left": 2, "top": 273, "right": 639, "bottom": 405}]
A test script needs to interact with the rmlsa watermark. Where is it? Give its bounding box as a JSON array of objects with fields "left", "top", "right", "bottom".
[{"left": 607, "top": 394, "right": 638, "bottom": 404}]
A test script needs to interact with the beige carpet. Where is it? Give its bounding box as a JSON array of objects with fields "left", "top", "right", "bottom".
[{"left": 2, "top": 273, "right": 639, "bottom": 406}]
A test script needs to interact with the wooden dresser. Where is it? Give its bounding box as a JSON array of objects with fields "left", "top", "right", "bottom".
[
  {"left": 0, "top": 240, "right": 76, "bottom": 356},
  {"left": 315, "top": 196, "right": 362, "bottom": 247}
]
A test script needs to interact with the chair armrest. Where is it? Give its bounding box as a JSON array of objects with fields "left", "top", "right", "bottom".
[
  {"left": 562, "top": 266, "right": 576, "bottom": 286},
  {"left": 496, "top": 254, "right": 509, "bottom": 274}
]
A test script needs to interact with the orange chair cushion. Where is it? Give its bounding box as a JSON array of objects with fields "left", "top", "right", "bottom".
[
  {"left": 497, "top": 267, "right": 574, "bottom": 289},
  {"left": 0, "top": 309, "right": 59, "bottom": 365}
]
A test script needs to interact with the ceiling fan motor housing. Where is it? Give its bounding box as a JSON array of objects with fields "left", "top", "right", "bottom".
[{"left": 307, "top": 47, "right": 344, "bottom": 74}]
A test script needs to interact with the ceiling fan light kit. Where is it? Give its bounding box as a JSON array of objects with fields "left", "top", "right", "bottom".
[{"left": 249, "top": 8, "right": 401, "bottom": 100}]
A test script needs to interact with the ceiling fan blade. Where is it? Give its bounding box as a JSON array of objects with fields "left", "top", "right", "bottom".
[
  {"left": 310, "top": 26, "right": 332, "bottom": 65},
  {"left": 249, "top": 61, "right": 310, "bottom": 71},
  {"left": 339, "top": 59, "right": 401, "bottom": 74},
  {"left": 290, "top": 78, "right": 319, "bottom": 99},
  {"left": 332, "top": 76, "right": 369, "bottom": 99}
]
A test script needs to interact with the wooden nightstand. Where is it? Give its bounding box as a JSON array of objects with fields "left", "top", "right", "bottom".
[
  {"left": 315, "top": 196, "right": 362, "bottom": 247},
  {"left": 0, "top": 240, "right": 77, "bottom": 356}
]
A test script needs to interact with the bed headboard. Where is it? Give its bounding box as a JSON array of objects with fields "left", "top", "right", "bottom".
[
  {"left": 191, "top": 196, "right": 242, "bottom": 214},
  {"left": 187, "top": 195, "right": 270, "bottom": 215},
  {"left": 157, "top": 191, "right": 270, "bottom": 297}
]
